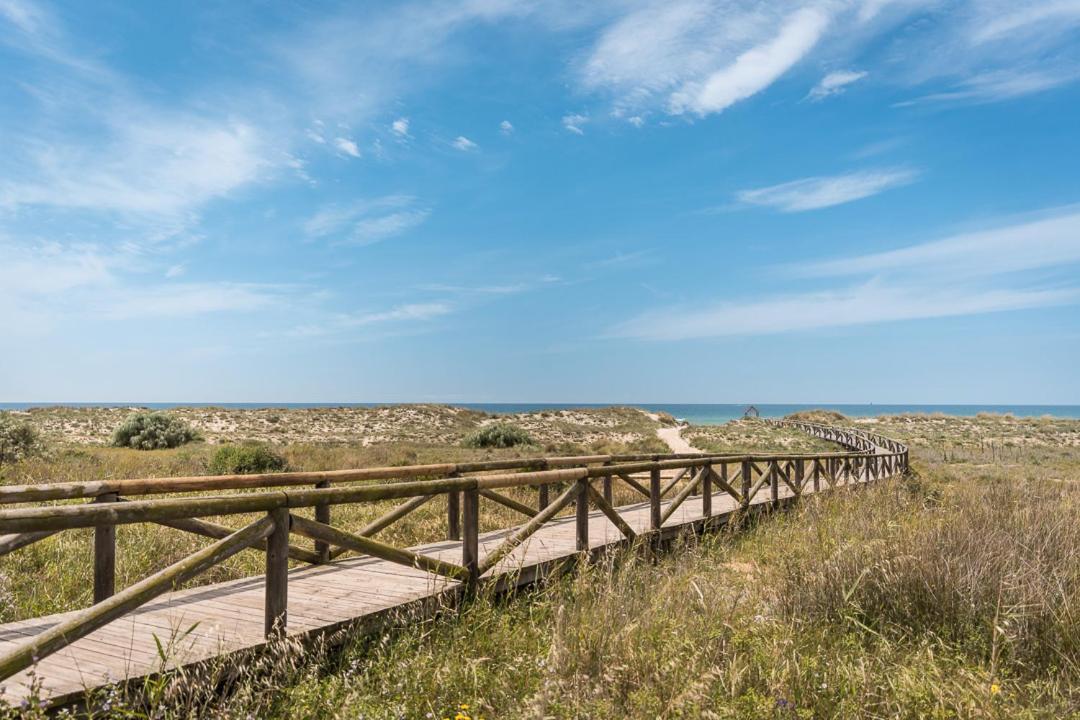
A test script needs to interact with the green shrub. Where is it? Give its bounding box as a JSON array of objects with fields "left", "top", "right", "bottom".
[
  {"left": 0, "top": 414, "right": 42, "bottom": 466},
  {"left": 110, "top": 412, "right": 199, "bottom": 450},
  {"left": 209, "top": 443, "right": 288, "bottom": 475},
  {"left": 463, "top": 422, "right": 534, "bottom": 449}
]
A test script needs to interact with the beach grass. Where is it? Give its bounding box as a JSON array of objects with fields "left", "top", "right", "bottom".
[{"left": 2, "top": 409, "right": 1078, "bottom": 718}]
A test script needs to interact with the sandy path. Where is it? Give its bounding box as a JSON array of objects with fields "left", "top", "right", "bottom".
[{"left": 643, "top": 411, "right": 702, "bottom": 454}]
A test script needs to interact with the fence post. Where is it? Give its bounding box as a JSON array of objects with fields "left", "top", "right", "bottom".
[
  {"left": 741, "top": 459, "right": 751, "bottom": 510},
  {"left": 538, "top": 483, "right": 550, "bottom": 512},
  {"left": 769, "top": 460, "right": 779, "bottom": 508},
  {"left": 462, "top": 488, "right": 480, "bottom": 587},
  {"left": 93, "top": 492, "right": 118, "bottom": 604},
  {"left": 447, "top": 484, "right": 461, "bottom": 541},
  {"left": 314, "top": 480, "right": 330, "bottom": 563},
  {"left": 602, "top": 461, "right": 613, "bottom": 505},
  {"left": 701, "top": 463, "right": 712, "bottom": 518},
  {"left": 650, "top": 467, "right": 661, "bottom": 530},
  {"left": 265, "top": 507, "right": 289, "bottom": 637},
  {"left": 813, "top": 459, "right": 821, "bottom": 493},
  {"left": 794, "top": 458, "right": 804, "bottom": 495},
  {"left": 576, "top": 478, "right": 590, "bottom": 552}
]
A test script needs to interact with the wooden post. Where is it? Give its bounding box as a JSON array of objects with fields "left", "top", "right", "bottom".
[
  {"left": 813, "top": 459, "right": 821, "bottom": 492},
  {"left": 314, "top": 480, "right": 330, "bottom": 563},
  {"left": 794, "top": 458, "right": 804, "bottom": 495},
  {"left": 701, "top": 463, "right": 713, "bottom": 518},
  {"left": 265, "top": 507, "right": 289, "bottom": 637},
  {"left": 602, "top": 475, "right": 613, "bottom": 505},
  {"left": 649, "top": 467, "right": 661, "bottom": 530},
  {"left": 575, "top": 478, "right": 590, "bottom": 551},
  {"left": 769, "top": 461, "right": 779, "bottom": 508},
  {"left": 741, "top": 459, "right": 751, "bottom": 509},
  {"left": 447, "top": 489, "right": 461, "bottom": 541},
  {"left": 462, "top": 489, "right": 480, "bottom": 587},
  {"left": 538, "top": 483, "right": 550, "bottom": 512},
  {"left": 93, "top": 492, "right": 118, "bottom": 604}
]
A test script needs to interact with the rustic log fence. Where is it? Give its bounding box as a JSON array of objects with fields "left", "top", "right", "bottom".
[{"left": 0, "top": 421, "right": 907, "bottom": 683}]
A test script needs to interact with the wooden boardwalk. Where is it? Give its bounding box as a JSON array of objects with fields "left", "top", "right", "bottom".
[{"left": 0, "top": 471, "right": 815, "bottom": 705}]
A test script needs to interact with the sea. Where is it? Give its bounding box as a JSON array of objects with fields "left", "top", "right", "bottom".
[{"left": 2, "top": 403, "right": 1079, "bottom": 425}]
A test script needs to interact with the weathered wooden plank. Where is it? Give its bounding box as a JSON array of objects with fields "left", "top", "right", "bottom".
[
  {"left": 289, "top": 515, "right": 468, "bottom": 583},
  {"left": 479, "top": 489, "right": 539, "bottom": 519}
]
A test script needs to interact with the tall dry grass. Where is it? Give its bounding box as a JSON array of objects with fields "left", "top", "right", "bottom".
[{"left": 7, "top": 463, "right": 1076, "bottom": 719}]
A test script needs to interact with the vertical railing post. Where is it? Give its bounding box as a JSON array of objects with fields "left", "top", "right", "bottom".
[
  {"left": 265, "top": 507, "right": 289, "bottom": 637},
  {"left": 93, "top": 492, "right": 118, "bottom": 604},
  {"left": 462, "top": 488, "right": 480, "bottom": 588},
  {"left": 794, "top": 458, "right": 804, "bottom": 496},
  {"left": 314, "top": 480, "right": 331, "bottom": 563},
  {"left": 769, "top": 460, "right": 779, "bottom": 508},
  {"left": 701, "top": 462, "right": 713, "bottom": 518},
  {"left": 575, "top": 477, "right": 590, "bottom": 552},
  {"left": 447, "top": 480, "right": 461, "bottom": 541},
  {"left": 741, "top": 458, "right": 752, "bottom": 510},
  {"left": 538, "top": 483, "right": 550, "bottom": 512},
  {"left": 602, "top": 461, "right": 613, "bottom": 505},
  {"left": 813, "top": 459, "right": 821, "bottom": 493},
  {"left": 649, "top": 467, "right": 661, "bottom": 530}
]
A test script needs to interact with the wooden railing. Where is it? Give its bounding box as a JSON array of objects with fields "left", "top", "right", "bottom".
[{"left": 0, "top": 421, "right": 908, "bottom": 682}]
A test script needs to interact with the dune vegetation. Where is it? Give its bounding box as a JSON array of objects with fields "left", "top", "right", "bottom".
[{"left": 1, "top": 409, "right": 1078, "bottom": 718}]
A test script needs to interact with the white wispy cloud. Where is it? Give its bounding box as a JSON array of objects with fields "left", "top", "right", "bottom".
[
  {"left": 334, "top": 136, "right": 361, "bottom": 157},
  {"left": 303, "top": 195, "right": 429, "bottom": 246},
  {"left": 576, "top": 0, "right": 1080, "bottom": 118},
  {"left": 612, "top": 283, "right": 1077, "bottom": 340},
  {"left": 103, "top": 283, "right": 280, "bottom": 320},
  {"left": 969, "top": 1, "right": 1080, "bottom": 45},
  {"left": 2, "top": 116, "right": 269, "bottom": 222},
  {"left": 418, "top": 275, "right": 560, "bottom": 296},
  {"left": 799, "top": 207, "right": 1080, "bottom": 279},
  {"left": 895, "top": 69, "right": 1076, "bottom": 106},
  {"left": 614, "top": 204, "right": 1080, "bottom": 340},
  {"left": 579, "top": 1, "right": 844, "bottom": 118},
  {"left": 0, "top": 240, "right": 291, "bottom": 334},
  {"left": 391, "top": 117, "right": 410, "bottom": 137},
  {"left": 670, "top": 6, "right": 831, "bottom": 115},
  {"left": 352, "top": 210, "right": 430, "bottom": 244},
  {"left": 736, "top": 168, "right": 919, "bottom": 212},
  {"left": 499, "top": 119, "right": 514, "bottom": 134},
  {"left": 283, "top": 302, "right": 452, "bottom": 338},
  {"left": 807, "top": 69, "right": 867, "bottom": 101},
  {"left": 452, "top": 135, "right": 477, "bottom": 151},
  {"left": 562, "top": 113, "right": 588, "bottom": 134}
]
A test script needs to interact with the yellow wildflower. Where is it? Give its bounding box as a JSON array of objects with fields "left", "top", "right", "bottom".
[{"left": 990, "top": 683, "right": 1002, "bottom": 696}]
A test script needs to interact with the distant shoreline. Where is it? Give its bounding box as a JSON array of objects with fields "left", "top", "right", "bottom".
[{"left": 4, "top": 402, "right": 1080, "bottom": 423}]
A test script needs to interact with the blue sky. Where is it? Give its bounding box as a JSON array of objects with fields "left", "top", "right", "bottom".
[{"left": 1, "top": 0, "right": 1079, "bottom": 404}]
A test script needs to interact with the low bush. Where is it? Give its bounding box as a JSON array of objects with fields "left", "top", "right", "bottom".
[
  {"left": 110, "top": 412, "right": 199, "bottom": 450},
  {"left": 0, "top": 413, "right": 43, "bottom": 466},
  {"left": 463, "top": 422, "right": 534, "bottom": 449},
  {"left": 208, "top": 443, "right": 288, "bottom": 475},
  {"left": 786, "top": 409, "right": 848, "bottom": 424}
]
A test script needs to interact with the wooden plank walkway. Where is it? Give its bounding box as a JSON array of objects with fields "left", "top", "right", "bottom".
[{"left": 0, "top": 470, "right": 839, "bottom": 705}]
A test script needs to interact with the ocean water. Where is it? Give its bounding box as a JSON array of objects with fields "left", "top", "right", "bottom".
[{"left": 2, "top": 402, "right": 1079, "bottom": 424}]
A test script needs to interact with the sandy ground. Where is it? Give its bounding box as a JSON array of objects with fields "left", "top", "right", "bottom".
[
  {"left": 642, "top": 411, "right": 702, "bottom": 454},
  {"left": 656, "top": 425, "right": 701, "bottom": 454}
]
